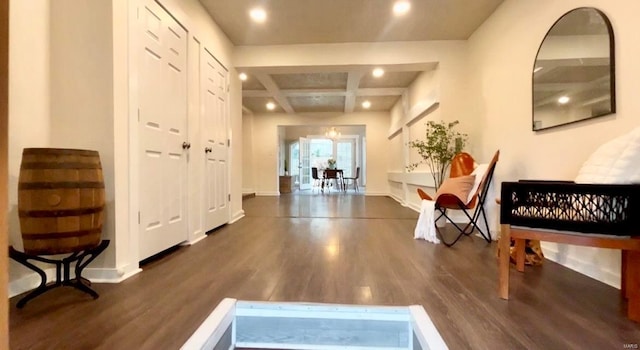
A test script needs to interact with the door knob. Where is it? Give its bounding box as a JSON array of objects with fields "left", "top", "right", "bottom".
[
  {"left": 205, "top": 147, "right": 212, "bottom": 153},
  {"left": 182, "top": 142, "right": 191, "bottom": 149}
]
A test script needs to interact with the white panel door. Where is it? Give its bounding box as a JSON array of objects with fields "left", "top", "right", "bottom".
[
  {"left": 138, "top": 0, "right": 188, "bottom": 260},
  {"left": 202, "top": 49, "right": 229, "bottom": 231},
  {"left": 299, "top": 137, "right": 311, "bottom": 190}
]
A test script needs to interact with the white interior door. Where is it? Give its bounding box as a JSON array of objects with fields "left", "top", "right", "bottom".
[
  {"left": 299, "top": 137, "right": 311, "bottom": 189},
  {"left": 138, "top": 0, "right": 188, "bottom": 260},
  {"left": 202, "top": 49, "right": 229, "bottom": 231}
]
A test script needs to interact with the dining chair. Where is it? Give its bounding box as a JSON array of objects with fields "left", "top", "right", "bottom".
[
  {"left": 343, "top": 167, "right": 360, "bottom": 192},
  {"left": 311, "top": 167, "right": 322, "bottom": 193},
  {"left": 323, "top": 169, "right": 341, "bottom": 192}
]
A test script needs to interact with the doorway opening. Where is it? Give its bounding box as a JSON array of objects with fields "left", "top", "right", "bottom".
[{"left": 280, "top": 125, "right": 365, "bottom": 193}]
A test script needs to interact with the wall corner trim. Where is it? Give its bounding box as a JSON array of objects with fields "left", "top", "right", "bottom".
[
  {"left": 230, "top": 210, "right": 245, "bottom": 224},
  {"left": 256, "top": 192, "right": 281, "bottom": 196},
  {"left": 183, "top": 234, "right": 208, "bottom": 246}
]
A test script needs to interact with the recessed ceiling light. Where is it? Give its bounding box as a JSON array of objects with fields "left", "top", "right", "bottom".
[
  {"left": 249, "top": 8, "right": 267, "bottom": 23},
  {"left": 239, "top": 72, "right": 248, "bottom": 81},
  {"left": 393, "top": 1, "right": 411, "bottom": 16},
  {"left": 266, "top": 102, "right": 276, "bottom": 110},
  {"left": 372, "top": 68, "right": 385, "bottom": 78},
  {"left": 362, "top": 100, "right": 371, "bottom": 109},
  {"left": 558, "top": 96, "right": 570, "bottom": 104}
]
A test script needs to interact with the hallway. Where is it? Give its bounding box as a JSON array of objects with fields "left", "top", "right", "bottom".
[{"left": 9, "top": 196, "right": 640, "bottom": 349}]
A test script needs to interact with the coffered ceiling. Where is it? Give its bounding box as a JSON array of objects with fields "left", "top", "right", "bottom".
[
  {"left": 240, "top": 63, "right": 437, "bottom": 114},
  {"left": 198, "top": 0, "right": 505, "bottom": 114}
]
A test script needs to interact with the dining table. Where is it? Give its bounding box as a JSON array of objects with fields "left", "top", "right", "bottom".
[{"left": 320, "top": 168, "right": 345, "bottom": 192}]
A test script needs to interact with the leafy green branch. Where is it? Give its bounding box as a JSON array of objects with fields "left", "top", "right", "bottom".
[{"left": 407, "top": 120, "right": 468, "bottom": 189}]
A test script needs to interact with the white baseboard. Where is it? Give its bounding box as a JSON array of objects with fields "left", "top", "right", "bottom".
[
  {"left": 9, "top": 269, "right": 57, "bottom": 298},
  {"left": 242, "top": 188, "right": 255, "bottom": 195},
  {"left": 230, "top": 210, "right": 245, "bottom": 224},
  {"left": 9, "top": 264, "right": 142, "bottom": 297},
  {"left": 183, "top": 234, "right": 207, "bottom": 246},
  {"left": 388, "top": 193, "right": 406, "bottom": 207},
  {"left": 542, "top": 245, "right": 620, "bottom": 289},
  {"left": 364, "top": 191, "right": 388, "bottom": 196},
  {"left": 256, "top": 191, "right": 280, "bottom": 196},
  {"left": 84, "top": 265, "right": 142, "bottom": 283}
]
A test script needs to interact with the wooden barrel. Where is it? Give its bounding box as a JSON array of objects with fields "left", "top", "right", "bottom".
[{"left": 18, "top": 148, "right": 104, "bottom": 255}]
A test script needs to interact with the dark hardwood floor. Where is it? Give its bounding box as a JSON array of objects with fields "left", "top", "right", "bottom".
[{"left": 9, "top": 193, "right": 640, "bottom": 349}]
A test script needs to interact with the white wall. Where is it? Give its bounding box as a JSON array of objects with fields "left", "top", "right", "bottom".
[
  {"left": 229, "top": 72, "right": 244, "bottom": 221},
  {"left": 242, "top": 112, "right": 255, "bottom": 194},
  {"left": 388, "top": 132, "right": 404, "bottom": 173},
  {"left": 247, "top": 112, "right": 390, "bottom": 195},
  {"left": 49, "top": 0, "right": 115, "bottom": 266},
  {"left": 468, "top": 0, "right": 640, "bottom": 287},
  {"left": 387, "top": 60, "right": 478, "bottom": 213},
  {"left": 8, "top": 0, "right": 51, "bottom": 282}
]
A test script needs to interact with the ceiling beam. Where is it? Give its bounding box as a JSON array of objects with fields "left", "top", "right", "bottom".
[
  {"left": 578, "top": 95, "right": 611, "bottom": 108},
  {"left": 534, "top": 57, "right": 609, "bottom": 81},
  {"left": 344, "top": 71, "right": 363, "bottom": 113},
  {"left": 243, "top": 90, "right": 271, "bottom": 98},
  {"left": 282, "top": 89, "right": 347, "bottom": 97},
  {"left": 237, "top": 62, "right": 438, "bottom": 75},
  {"left": 245, "top": 87, "right": 406, "bottom": 98},
  {"left": 241, "top": 105, "right": 254, "bottom": 115},
  {"left": 356, "top": 88, "right": 406, "bottom": 96},
  {"left": 534, "top": 76, "right": 610, "bottom": 108},
  {"left": 254, "top": 73, "right": 295, "bottom": 114}
]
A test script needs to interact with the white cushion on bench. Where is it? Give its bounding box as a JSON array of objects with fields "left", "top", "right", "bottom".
[{"left": 575, "top": 127, "right": 640, "bottom": 184}]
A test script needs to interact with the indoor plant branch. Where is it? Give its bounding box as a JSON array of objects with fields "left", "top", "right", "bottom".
[{"left": 407, "top": 120, "right": 468, "bottom": 190}]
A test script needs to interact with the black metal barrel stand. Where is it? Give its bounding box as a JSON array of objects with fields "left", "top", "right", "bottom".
[{"left": 9, "top": 240, "right": 110, "bottom": 308}]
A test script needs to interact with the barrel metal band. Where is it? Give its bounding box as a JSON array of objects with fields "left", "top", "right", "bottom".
[
  {"left": 19, "top": 181, "right": 105, "bottom": 190},
  {"left": 22, "top": 149, "right": 99, "bottom": 156},
  {"left": 21, "top": 228, "right": 102, "bottom": 239},
  {"left": 20, "top": 162, "right": 101, "bottom": 169},
  {"left": 19, "top": 206, "right": 104, "bottom": 218}
]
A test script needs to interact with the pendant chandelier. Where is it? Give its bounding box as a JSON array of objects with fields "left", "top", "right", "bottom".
[{"left": 325, "top": 127, "right": 341, "bottom": 139}]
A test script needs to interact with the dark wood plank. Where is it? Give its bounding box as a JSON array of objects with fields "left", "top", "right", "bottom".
[{"left": 9, "top": 193, "right": 640, "bottom": 349}]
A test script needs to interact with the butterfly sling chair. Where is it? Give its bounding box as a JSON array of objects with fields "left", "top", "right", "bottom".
[{"left": 417, "top": 150, "right": 500, "bottom": 247}]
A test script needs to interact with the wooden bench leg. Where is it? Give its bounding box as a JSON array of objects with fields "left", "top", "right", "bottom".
[
  {"left": 626, "top": 250, "right": 640, "bottom": 322},
  {"left": 622, "top": 250, "right": 629, "bottom": 299},
  {"left": 515, "top": 238, "right": 526, "bottom": 272},
  {"left": 499, "top": 224, "right": 511, "bottom": 299}
]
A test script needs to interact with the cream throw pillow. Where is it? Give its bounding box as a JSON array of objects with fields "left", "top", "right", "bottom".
[
  {"left": 467, "top": 163, "right": 489, "bottom": 203},
  {"left": 435, "top": 175, "right": 476, "bottom": 203}
]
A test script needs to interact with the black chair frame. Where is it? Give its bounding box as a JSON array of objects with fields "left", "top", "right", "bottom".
[{"left": 431, "top": 152, "right": 499, "bottom": 247}]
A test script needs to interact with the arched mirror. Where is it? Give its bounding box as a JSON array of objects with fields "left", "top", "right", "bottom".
[{"left": 532, "top": 8, "right": 615, "bottom": 131}]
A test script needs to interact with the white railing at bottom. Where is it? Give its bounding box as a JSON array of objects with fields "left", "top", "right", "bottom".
[{"left": 181, "top": 298, "right": 448, "bottom": 350}]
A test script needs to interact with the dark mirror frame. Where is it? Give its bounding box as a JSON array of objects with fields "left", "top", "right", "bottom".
[{"left": 532, "top": 7, "right": 616, "bottom": 131}]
